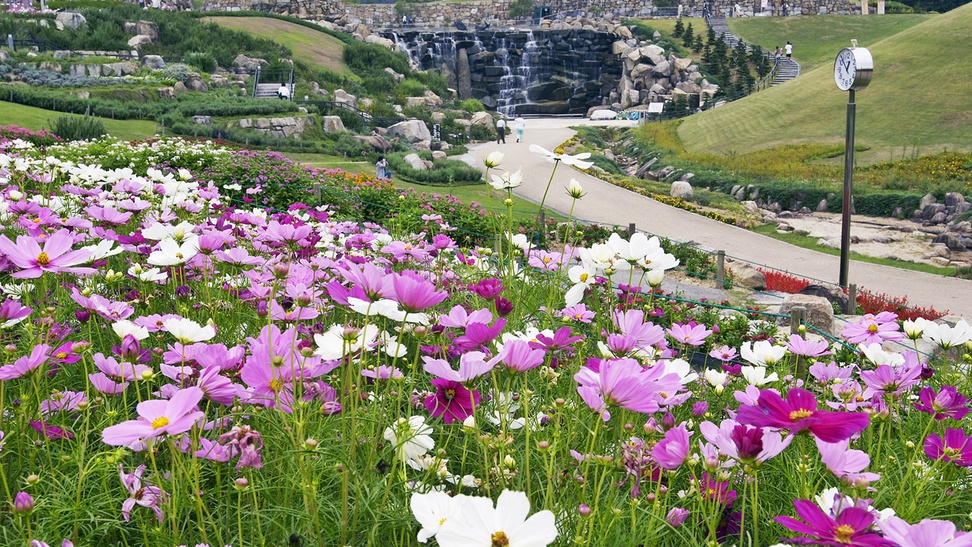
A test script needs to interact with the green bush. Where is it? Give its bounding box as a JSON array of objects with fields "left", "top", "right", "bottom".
[
  {"left": 396, "top": 78, "right": 427, "bottom": 101},
  {"left": 342, "top": 41, "right": 411, "bottom": 78},
  {"left": 49, "top": 113, "right": 108, "bottom": 141},
  {"left": 459, "top": 99, "right": 486, "bottom": 113},
  {"left": 185, "top": 52, "right": 218, "bottom": 74},
  {"left": 387, "top": 152, "right": 482, "bottom": 185}
]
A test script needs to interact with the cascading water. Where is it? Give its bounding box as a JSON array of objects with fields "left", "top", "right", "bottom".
[{"left": 384, "top": 28, "right": 621, "bottom": 115}]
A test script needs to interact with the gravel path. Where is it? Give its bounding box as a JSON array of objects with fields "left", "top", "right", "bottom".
[{"left": 463, "top": 117, "right": 972, "bottom": 319}]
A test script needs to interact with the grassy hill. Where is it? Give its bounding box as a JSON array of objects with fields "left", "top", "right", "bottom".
[
  {"left": 677, "top": 6, "right": 972, "bottom": 163},
  {"left": 0, "top": 100, "right": 157, "bottom": 141},
  {"left": 203, "top": 17, "right": 352, "bottom": 76}
]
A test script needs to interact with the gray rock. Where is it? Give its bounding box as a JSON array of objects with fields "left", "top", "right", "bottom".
[
  {"left": 933, "top": 233, "right": 967, "bottom": 251},
  {"left": 124, "top": 21, "right": 137, "bottom": 35},
  {"left": 920, "top": 192, "right": 937, "bottom": 209},
  {"left": 779, "top": 294, "right": 836, "bottom": 336},
  {"left": 141, "top": 55, "right": 165, "bottom": 70},
  {"left": 321, "top": 115, "right": 346, "bottom": 133},
  {"left": 432, "top": 151, "right": 447, "bottom": 161},
  {"left": 384, "top": 67, "right": 405, "bottom": 83},
  {"left": 945, "top": 192, "right": 967, "bottom": 207},
  {"left": 136, "top": 20, "right": 160, "bottom": 43},
  {"left": 470, "top": 111, "right": 493, "bottom": 126},
  {"left": 173, "top": 81, "right": 188, "bottom": 94},
  {"left": 733, "top": 264, "right": 767, "bottom": 290},
  {"left": 816, "top": 199, "right": 829, "bottom": 212},
  {"left": 127, "top": 35, "right": 154, "bottom": 49},
  {"left": 333, "top": 89, "right": 357, "bottom": 109},
  {"left": 185, "top": 74, "right": 207, "bottom": 93},
  {"left": 233, "top": 54, "right": 267, "bottom": 71},
  {"left": 158, "top": 87, "right": 176, "bottom": 99},
  {"left": 354, "top": 135, "right": 392, "bottom": 152},
  {"left": 651, "top": 60, "right": 672, "bottom": 77},
  {"left": 387, "top": 120, "right": 431, "bottom": 143},
  {"left": 56, "top": 12, "right": 87, "bottom": 30},
  {"left": 192, "top": 116, "right": 213, "bottom": 126},
  {"left": 670, "top": 180, "right": 693, "bottom": 199},
  {"left": 403, "top": 153, "right": 428, "bottom": 170},
  {"left": 797, "top": 284, "right": 848, "bottom": 313}
]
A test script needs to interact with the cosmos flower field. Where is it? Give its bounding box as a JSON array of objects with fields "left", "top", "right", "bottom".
[{"left": 1, "top": 131, "right": 971, "bottom": 546}]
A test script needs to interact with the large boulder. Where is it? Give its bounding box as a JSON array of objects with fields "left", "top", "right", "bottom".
[
  {"left": 670, "top": 180, "right": 694, "bottom": 199},
  {"left": 321, "top": 116, "right": 346, "bottom": 133},
  {"left": 136, "top": 20, "right": 160, "bottom": 43},
  {"left": 233, "top": 54, "right": 267, "bottom": 72},
  {"left": 365, "top": 34, "right": 394, "bottom": 48},
  {"left": 56, "top": 12, "right": 87, "bottom": 30},
  {"left": 779, "top": 294, "right": 836, "bottom": 336},
  {"left": 470, "top": 111, "right": 493, "bottom": 126},
  {"left": 105, "top": 62, "right": 137, "bottom": 77},
  {"left": 333, "top": 89, "right": 357, "bottom": 109},
  {"left": 354, "top": 135, "right": 392, "bottom": 152},
  {"left": 797, "top": 284, "right": 849, "bottom": 313},
  {"left": 732, "top": 264, "right": 766, "bottom": 290},
  {"left": 387, "top": 120, "right": 432, "bottom": 143},
  {"left": 185, "top": 73, "right": 208, "bottom": 93},
  {"left": 158, "top": 87, "right": 176, "bottom": 100},
  {"left": 127, "top": 35, "right": 154, "bottom": 49},
  {"left": 141, "top": 55, "right": 165, "bottom": 70},
  {"left": 403, "top": 153, "right": 429, "bottom": 170}
]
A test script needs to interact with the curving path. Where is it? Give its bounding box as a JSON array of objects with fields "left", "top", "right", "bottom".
[{"left": 465, "top": 117, "right": 972, "bottom": 319}]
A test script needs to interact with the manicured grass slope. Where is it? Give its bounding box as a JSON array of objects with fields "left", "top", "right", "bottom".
[
  {"left": 677, "top": 7, "right": 972, "bottom": 161},
  {"left": 0, "top": 100, "right": 158, "bottom": 141},
  {"left": 203, "top": 17, "right": 351, "bottom": 76}
]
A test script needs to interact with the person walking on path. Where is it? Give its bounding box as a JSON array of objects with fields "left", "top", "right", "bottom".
[
  {"left": 785, "top": 41, "right": 793, "bottom": 59},
  {"left": 496, "top": 117, "right": 507, "bottom": 144},
  {"left": 774, "top": 46, "right": 782, "bottom": 67},
  {"left": 514, "top": 115, "right": 525, "bottom": 143}
]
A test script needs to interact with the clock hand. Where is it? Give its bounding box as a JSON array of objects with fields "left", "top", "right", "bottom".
[{"left": 843, "top": 59, "right": 852, "bottom": 72}]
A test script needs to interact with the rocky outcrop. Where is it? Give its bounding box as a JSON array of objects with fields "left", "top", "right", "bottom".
[
  {"left": 386, "top": 120, "right": 432, "bottom": 143},
  {"left": 232, "top": 116, "right": 316, "bottom": 140},
  {"left": 55, "top": 12, "right": 86, "bottom": 30}
]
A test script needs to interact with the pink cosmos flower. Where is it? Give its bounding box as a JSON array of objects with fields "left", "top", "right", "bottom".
[
  {"left": 422, "top": 352, "right": 497, "bottom": 383},
  {"left": 439, "top": 305, "right": 493, "bottom": 328},
  {"left": 915, "top": 385, "right": 970, "bottom": 421},
  {"left": 102, "top": 387, "right": 206, "bottom": 447},
  {"left": 860, "top": 363, "right": 922, "bottom": 398},
  {"left": 842, "top": 313, "right": 905, "bottom": 345},
  {"left": 652, "top": 422, "right": 691, "bottom": 470},
  {"left": 0, "top": 229, "right": 94, "bottom": 278},
  {"left": 498, "top": 339, "right": 546, "bottom": 372},
  {"left": 667, "top": 322, "right": 712, "bottom": 346},
  {"left": 0, "top": 344, "right": 50, "bottom": 380},
  {"left": 0, "top": 298, "right": 32, "bottom": 326},
  {"left": 424, "top": 378, "right": 480, "bottom": 424},
  {"left": 709, "top": 345, "right": 738, "bottom": 362},
  {"left": 735, "top": 388, "right": 870, "bottom": 443},
  {"left": 612, "top": 309, "right": 665, "bottom": 350},
  {"left": 453, "top": 318, "right": 507, "bottom": 352},
  {"left": 390, "top": 270, "right": 448, "bottom": 313},
  {"left": 786, "top": 334, "right": 831, "bottom": 358},
  {"left": 924, "top": 428, "right": 972, "bottom": 467},
  {"left": 574, "top": 358, "right": 680, "bottom": 422},
  {"left": 775, "top": 500, "right": 896, "bottom": 546},
  {"left": 816, "top": 438, "right": 881, "bottom": 487},
  {"left": 699, "top": 419, "right": 793, "bottom": 466},
  {"left": 878, "top": 516, "right": 972, "bottom": 547},
  {"left": 119, "top": 464, "right": 167, "bottom": 522}
]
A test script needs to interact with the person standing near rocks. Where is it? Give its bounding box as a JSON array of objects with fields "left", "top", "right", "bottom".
[
  {"left": 785, "top": 41, "right": 793, "bottom": 59},
  {"left": 514, "top": 115, "right": 525, "bottom": 143},
  {"left": 376, "top": 156, "right": 390, "bottom": 180},
  {"left": 496, "top": 117, "right": 506, "bottom": 144}
]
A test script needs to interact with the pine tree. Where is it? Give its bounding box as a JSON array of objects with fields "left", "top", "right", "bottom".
[
  {"left": 707, "top": 25, "right": 717, "bottom": 45},
  {"left": 673, "top": 18, "right": 684, "bottom": 38},
  {"left": 682, "top": 23, "right": 695, "bottom": 48},
  {"left": 694, "top": 34, "right": 704, "bottom": 53}
]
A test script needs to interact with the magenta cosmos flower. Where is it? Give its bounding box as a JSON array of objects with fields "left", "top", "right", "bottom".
[
  {"left": 0, "top": 229, "right": 94, "bottom": 278},
  {"left": 735, "top": 388, "right": 870, "bottom": 443},
  {"left": 102, "top": 387, "right": 205, "bottom": 446},
  {"left": 666, "top": 322, "right": 712, "bottom": 347},
  {"left": 424, "top": 378, "right": 480, "bottom": 424},
  {"left": 652, "top": 422, "right": 692, "bottom": 470},
  {"left": 841, "top": 313, "right": 904, "bottom": 345},
  {"left": 390, "top": 270, "right": 448, "bottom": 313},
  {"left": 574, "top": 358, "right": 681, "bottom": 422},
  {"left": 775, "top": 500, "right": 896, "bottom": 546},
  {"left": 915, "top": 385, "right": 970, "bottom": 421},
  {"left": 699, "top": 419, "right": 793, "bottom": 466},
  {"left": 924, "top": 428, "right": 972, "bottom": 467}
]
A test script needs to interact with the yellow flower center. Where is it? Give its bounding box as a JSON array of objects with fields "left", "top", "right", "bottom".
[
  {"left": 789, "top": 409, "right": 813, "bottom": 420},
  {"left": 579, "top": 273, "right": 588, "bottom": 283},
  {"left": 36, "top": 252, "right": 51, "bottom": 266},
  {"left": 151, "top": 416, "right": 170, "bottom": 430},
  {"left": 269, "top": 378, "right": 283, "bottom": 392},
  {"left": 491, "top": 531, "right": 510, "bottom": 547},
  {"left": 867, "top": 324, "right": 879, "bottom": 334},
  {"left": 445, "top": 389, "right": 456, "bottom": 400},
  {"left": 834, "top": 524, "right": 855, "bottom": 543}
]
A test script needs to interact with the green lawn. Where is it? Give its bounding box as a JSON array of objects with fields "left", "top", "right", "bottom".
[
  {"left": 728, "top": 14, "right": 932, "bottom": 70},
  {"left": 0, "top": 100, "right": 158, "bottom": 141},
  {"left": 678, "top": 6, "right": 972, "bottom": 161},
  {"left": 203, "top": 17, "right": 352, "bottom": 77}
]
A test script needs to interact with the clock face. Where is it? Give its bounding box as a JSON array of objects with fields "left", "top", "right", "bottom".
[{"left": 834, "top": 49, "right": 857, "bottom": 91}]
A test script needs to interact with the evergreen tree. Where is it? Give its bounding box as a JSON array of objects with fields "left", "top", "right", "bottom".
[
  {"left": 673, "top": 18, "right": 685, "bottom": 38},
  {"left": 694, "top": 34, "right": 704, "bottom": 53},
  {"left": 707, "top": 25, "right": 717, "bottom": 45},
  {"left": 682, "top": 23, "right": 695, "bottom": 48}
]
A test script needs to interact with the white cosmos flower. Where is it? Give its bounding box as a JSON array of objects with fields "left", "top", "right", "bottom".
[
  {"left": 578, "top": 242, "right": 626, "bottom": 273},
  {"left": 566, "top": 178, "right": 585, "bottom": 199},
  {"left": 528, "top": 144, "right": 594, "bottom": 170},
  {"left": 740, "top": 340, "right": 787, "bottom": 367},
  {"left": 663, "top": 358, "right": 699, "bottom": 384},
  {"left": 435, "top": 490, "right": 558, "bottom": 547},
  {"left": 128, "top": 264, "right": 168, "bottom": 283},
  {"left": 507, "top": 232, "right": 531, "bottom": 253},
  {"left": 858, "top": 343, "right": 905, "bottom": 368},
  {"left": 314, "top": 324, "right": 380, "bottom": 360},
  {"left": 142, "top": 221, "right": 197, "bottom": 241},
  {"left": 703, "top": 368, "right": 729, "bottom": 390},
  {"left": 740, "top": 365, "right": 779, "bottom": 386},
  {"left": 901, "top": 317, "right": 928, "bottom": 339},
  {"left": 112, "top": 320, "right": 149, "bottom": 341},
  {"left": 640, "top": 247, "right": 680, "bottom": 272},
  {"left": 411, "top": 491, "right": 466, "bottom": 543},
  {"left": 163, "top": 317, "right": 216, "bottom": 344},
  {"left": 384, "top": 415, "right": 435, "bottom": 461},
  {"left": 489, "top": 169, "right": 523, "bottom": 190},
  {"left": 147, "top": 237, "right": 199, "bottom": 266},
  {"left": 484, "top": 151, "right": 504, "bottom": 168},
  {"left": 922, "top": 320, "right": 972, "bottom": 350},
  {"left": 82, "top": 240, "right": 124, "bottom": 261},
  {"left": 565, "top": 264, "right": 597, "bottom": 306}
]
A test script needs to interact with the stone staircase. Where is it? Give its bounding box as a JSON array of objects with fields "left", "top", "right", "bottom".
[
  {"left": 254, "top": 82, "right": 291, "bottom": 99},
  {"left": 706, "top": 17, "right": 800, "bottom": 87}
]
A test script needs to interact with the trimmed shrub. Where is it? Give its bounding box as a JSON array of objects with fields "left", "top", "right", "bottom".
[{"left": 49, "top": 113, "right": 108, "bottom": 141}]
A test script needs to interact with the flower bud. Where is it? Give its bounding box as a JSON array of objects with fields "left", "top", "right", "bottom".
[
  {"left": 13, "top": 492, "right": 33, "bottom": 514},
  {"left": 234, "top": 478, "right": 249, "bottom": 490},
  {"left": 578, "top": 504, "right": 591, "bottom": 517}
]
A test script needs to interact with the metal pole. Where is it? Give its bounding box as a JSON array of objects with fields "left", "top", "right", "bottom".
[
  {"left": 628, "top": 223, "right": 636, "bottom": 238},
  {"left": 716, "top": 250, "right": 725, "bottom": 288},
  {"left": 839, "top": 89, "right": 856, "bottom": 287}
]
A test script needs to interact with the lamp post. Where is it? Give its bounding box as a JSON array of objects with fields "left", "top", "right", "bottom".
[{"left": 833, "top": 40, "right": 873, "bottom": 287}]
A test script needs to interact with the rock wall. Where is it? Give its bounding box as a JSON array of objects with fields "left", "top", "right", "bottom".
[
  {"left": 229, "top": 116, "right": 315, "bottom": 139},
  {"left": 199, "top": 0, "right": 861, "bottom": 25}
]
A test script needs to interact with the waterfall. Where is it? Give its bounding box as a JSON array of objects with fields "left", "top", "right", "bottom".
[{"left": 496, "top": 31, "right": 540, "bottom": 118}]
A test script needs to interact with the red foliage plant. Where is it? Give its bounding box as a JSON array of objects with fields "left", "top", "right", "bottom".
[{"left": 755, "top": 268, "right": 946, "bottom": 321}]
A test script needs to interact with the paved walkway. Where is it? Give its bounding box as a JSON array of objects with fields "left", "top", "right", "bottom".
[{"left": 466, "top": 118, "right": 972, "bottom": 319}]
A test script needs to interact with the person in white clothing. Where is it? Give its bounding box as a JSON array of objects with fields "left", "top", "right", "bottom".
[
  {"left": 785, "top": 41, "right": 793, "bottom": 58},
  {"left": 277, "top": 83, "right": 290, "bottom": 100},
  {"left": 514, "top": 115, "right": 525, "bottom": 142},
  {"left": 496, "top": 117, "right": 506, "bottom": 144}
]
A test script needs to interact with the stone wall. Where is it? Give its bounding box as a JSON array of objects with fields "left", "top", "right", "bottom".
[
  {"left": 199, "top": 0, "right": 861, "bottom": 26},
  {"left": 229, "top": 115, "right": 315, "bottom": 139}
]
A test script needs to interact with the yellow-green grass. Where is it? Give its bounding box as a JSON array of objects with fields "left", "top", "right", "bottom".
[
  {"left": 0, "top": 100, "right": 158, "bottom": 141},
  {"left": 678, "top": 5, "right": 972, "bottom": 162},
  {"left": 631, "top": 18, "right": 708, "bottom": 35},
  {"left": 203, "top": 17, "right": 351, "bottom": 77},
  {"left": 728, "top": 14, "right": 932, "bottom": 69}
]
